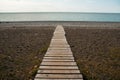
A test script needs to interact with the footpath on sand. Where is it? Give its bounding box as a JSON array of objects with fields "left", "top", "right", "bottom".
[{"left": 34, "top": 25, "right": 83, "bottom": 80}]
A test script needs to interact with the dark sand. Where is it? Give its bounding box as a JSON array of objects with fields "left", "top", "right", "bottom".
[
  {"left": 0, "top": 21, "right": 120, "bottom": 80},
  {"left": 0, "top": 25, "right": 55, "bottom": 80},
  {"left": 0, "top": 21, "right": 120, "bottom": 28},
  {"left": 64, "top": 25, "right": 120, "bottom": 80}
]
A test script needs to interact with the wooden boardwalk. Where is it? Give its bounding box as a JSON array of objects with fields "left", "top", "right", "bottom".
[{"left": 34, "top": 25, "right": 83, "bottom": 80}]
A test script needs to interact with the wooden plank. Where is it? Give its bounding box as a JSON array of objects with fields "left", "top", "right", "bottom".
[
  {"left": 46, "top": 53, "right": 73, "bottom": 55},
  {"left": 50, "top": 46, "right": 69, "bottom": 48},
  {"left": 53, "top": 34, "right": 65, "bottom": 37},
  {"left": 54, "top": 31, "right": 65, "bottom": 33},
  {"left": 48, "top": 48, "right": 71, "bottom": 51},
  {"left": 37, "top": 70, "right": 80, "bottom": 74},
  {"left": 53, "top": 34, "right": 65, "bottom": 36},
  {"left": 54, "top": 30, "right": 64, "bottom": 32},
  {"left": 54, "top": 29, "right": 65, "bottom": 31},
  {"left": 47, "top": 49, "right": 71, "bottom": 53},
  {"left": 51, "top": 39, "right": 67, "bottom": 41},
  {"left": 49, "top": 45, "right": 70, "bottom": 48},
  {"left": 34, "top": 78, "right": 83, "bottom": 80},
  {"left": 47, "top": 49, "right": 72, "bottom": 52},
  {"left": 50, "top": 40, "right": 68, "bottom": 43},
  {"left": 54, "top": 29, "right": 64, "bottom": 31},
  {"left": 50, "top": 44, "right": 67, "bottom": 46},
  {"left": 50, "top": 43, "right": 68, "bottom": 45},
  {"left": 41, "top": 62, "right": 76, "bottom": 66},
  {"left": 43, "top": 57, "right": 74, "bottom": 60},
  {"left": 39, "top": 66, "right": 78, "bottom": 70},
  {"left": 46, "top": 53, "right": 72, "bottom": 55},
  {"left": 46, "top": 49, "right": 72, "bottom": 54},
  {"left": 44, "top": 56, "right": 74, "bottom": 58},
  {"left": 51, "top": 40, "right": 68, "bottom": 43},
  {"left": 52, "top": 36, "right": 66, "bottom": 39},
  {"left": 46, "top": 52, "right": 73, "bottom": 55},
  {"left": 50, "top": 42, "right": 68, "bottom": 45},
  {"left": 35, "top": 74, "right": 83, "bottom": 79},
  {"left": 54, "top": 30, "right": 65, "bottom": 32},
  {"left": 45, "top": 55, "right": 73, "bottom": 57},
  {"left": 48, "top": 48, "right": 71, "bottom": 50},
  {"left": 45, "top": 53, "right": 72, "bottom": 55},
  {"left": 42, "top": 59, "right": 74, "bottom": 62}
]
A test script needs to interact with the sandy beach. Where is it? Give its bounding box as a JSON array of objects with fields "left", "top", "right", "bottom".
[
  {"left": 0, "top": 23, "right": 55, "bottom": 80},
  {"left": 0, "top": 21, "right": 120, "bottom": 80},
  {"left": 64, "top": 26, "right": 120, "bottom": 80}
]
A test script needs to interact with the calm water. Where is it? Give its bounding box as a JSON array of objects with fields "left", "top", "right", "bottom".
[{"left": 0, "top": 12, "right": 120, "bottom": 22}]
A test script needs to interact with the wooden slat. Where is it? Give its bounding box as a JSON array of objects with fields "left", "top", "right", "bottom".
[
  {"left": 43, "top": 58, "right": 74, "bottom": 61},
  {"left": 39, "top": 66, "right": 78, "bottom": 70},
  {"left": 50, "top": 45, "right": 69, "bottom": 47},
  {"left": 50, "top": 42, "right": 68, "bottom": 45},
  {"left": 43, "top": 57, "right": 74, "bottom": 60},
  {"left": 46, "top": 52, "right": 72, "bottom": 54},
  {"left": 51, "top": 39, "right": 66, "bottom": 41},
  {"left": 38, "top": 69, "right": 80, "bottom": 73},
  {"left": 49, "top": 45, "right": 70, "bottom": 48},
  {"left": 46, "top": 51, "right": 73, "bottom": 55},
  {"left": 52, "top": 37, "right": 66, "bottom": 39},
  {"left": 50, "top": 41, "right": 68, "bottom": 43},
  {"left": 51, "top": 39, "right": 67, "bottom": 41},
  {"left": 45, "top": 55, "right": 73, "bottom": 57},
  {"left": 48, "top": 48, "right": 71, "bottom": 50},
  {"left": 47, "top": 49, "right": 72, "bottom": 53},
  {"left": 43, "top": 59, "right": 74, "bottom": 62},
  {"left": 35, "top": 79, "right": 83, "bottom": 80},
  {"left": 48, "top": 47, "right": 70, "bottom": 49},
  {"left": 46, "top": 52, "right": 72, "bottom": 55},
  {"left": 46, "top": 54, "right": 73, "bottom": 56},
  {"left": 41, "top": 62, "right": 76, "bottom": 66},
  {"left": 35, "top": 74, "right": 83, "bottom": 79},
  {"left": 54, "top": 32, "right": 65, "bottom": 34}
]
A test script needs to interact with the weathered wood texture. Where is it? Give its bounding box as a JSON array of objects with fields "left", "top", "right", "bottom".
[{"left": 34, "top": 25, "right": 83, "bottom": 80}]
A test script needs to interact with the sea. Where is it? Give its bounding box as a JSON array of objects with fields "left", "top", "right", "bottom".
[{"left": 0, "top": 12, "right": 120, "bottom": 22}]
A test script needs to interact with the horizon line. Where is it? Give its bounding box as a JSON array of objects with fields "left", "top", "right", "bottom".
[{"left": 0, "top": 12, "right": 120, "bottom": 14}]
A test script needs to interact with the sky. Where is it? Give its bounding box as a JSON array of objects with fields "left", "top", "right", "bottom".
[{"left": 0, "top": 0, "right": 120, "bottom": 13}]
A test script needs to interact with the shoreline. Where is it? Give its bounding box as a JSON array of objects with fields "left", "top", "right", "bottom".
[
  {"left": 1, "top": 21, "right": 120, "bottom": 23},
  {"left": 0, "top": 21, "right": 120, "bottom": 29}
]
